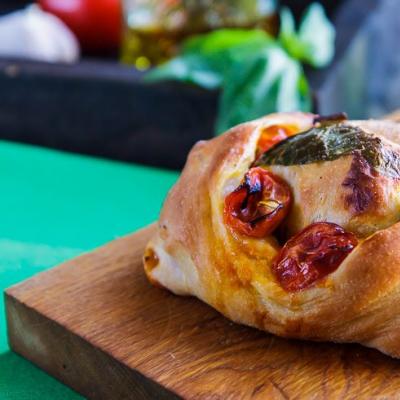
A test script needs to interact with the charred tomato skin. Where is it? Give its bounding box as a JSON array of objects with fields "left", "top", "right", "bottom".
[
  {"left": 272, "top": 222, "right": 358, "bottom": 292},
  {"left": 224, "top": 167, "right": 292, "bottom": 238}
]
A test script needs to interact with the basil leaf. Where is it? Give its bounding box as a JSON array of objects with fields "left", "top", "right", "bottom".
[
  {"left": 216, "top": 46, "right": 311, "bottom": 133},
  {"left": 145, "top": 29, "right": 272, "bottom": 89},
  {"left": 279, "top": 3, "right": 335, "bottom": 68},
  {"left": 256, "top": 123, "right": 400, "bottom": 178},
  {"left": 279, "top": 7, "right": 307, "bottom": 59},
  {"left": 144, "top": 54, "right": 223, "bottom": 89},
  {"left": 297, "top": 3, "right": 335, "bottom": 67},
  {"left": 182, "top": 29, "right": 272, "bottom": 56},
  {"left": 145, "top": 3, "right": 335, "bottom": 134}
]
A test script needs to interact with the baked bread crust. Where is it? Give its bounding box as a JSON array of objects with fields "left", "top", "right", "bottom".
[{"left": 144, "top": 112, "right": 400, "bottom": 358}]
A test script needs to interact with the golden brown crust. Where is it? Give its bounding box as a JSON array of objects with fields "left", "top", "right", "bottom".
[{"left": 144, "top": 112, "right": 400, "bottom": 358}]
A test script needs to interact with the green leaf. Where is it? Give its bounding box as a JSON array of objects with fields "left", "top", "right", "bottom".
[
  {"left": 298, "top": 3, "right": 335, "bottom": 67},
  {"left": 279, "top": 3, "right": 335, "bottom": 67},
  {"left": 144, "top": 54, "right": 223, "bottom": 89},
  {"left": 255, "top": 123, "right": 400, "bottom": 178},
  {"left": 145, "top": 8, "right": 335, "bottom": 135},
  {"left": 145, "top": 29, "right": 273, "bottom": 89},
  {"left": 216, "top": 46, "right": 311, "bottom": 133},
  {"left": 279, "top": 6, "right": 296, "bottom": 40},
  {"left": 279, "top": 7, "right": 310, "bottom": 62},
  {"left": 183, "top": 29, "right": 272, "bottom": 55}
]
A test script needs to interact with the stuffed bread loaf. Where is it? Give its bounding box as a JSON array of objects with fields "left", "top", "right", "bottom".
[{"left": 144, "top": 112, "right": 400, "bottom": 358}]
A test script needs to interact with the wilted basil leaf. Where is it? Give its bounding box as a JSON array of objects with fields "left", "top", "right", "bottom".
[{"left": 256, "top": 123, "right": 400, "bottom": 178}]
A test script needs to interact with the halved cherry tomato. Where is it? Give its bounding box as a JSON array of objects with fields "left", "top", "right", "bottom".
[
  {"left": 256, "top": 124, "right": 298, "bottom": 157},
  {"left": 272, "top": 222, "right": 358, "bottom": 292},
  {"left": 224, "top": 167, "right": 292, "bottom": 238}
]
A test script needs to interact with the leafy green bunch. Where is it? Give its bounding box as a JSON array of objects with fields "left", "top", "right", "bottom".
[{"left": 146, "top": 3, "right": 335, "bottom": 134}]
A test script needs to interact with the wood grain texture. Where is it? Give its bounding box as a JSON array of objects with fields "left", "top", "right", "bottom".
[{"left": 5, "top": 224, "right": 400, "bottom": 399}]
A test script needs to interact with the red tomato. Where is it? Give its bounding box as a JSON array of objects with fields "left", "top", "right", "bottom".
[
  {"left": 272, "top": 222, "right": 358, "bottom": 292},
  {"left": 256, "top": 124, "right": 298, "bottom": 156},
  {"left": 38, "top": 0, "right": 122, "bottom": 52},
  {"left": 224, "top": 167, "right": 292, "bottom": 238}
]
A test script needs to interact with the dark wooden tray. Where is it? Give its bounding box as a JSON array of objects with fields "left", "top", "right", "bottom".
[{"left": 0, "top": 58, "right": 217, "bottom": 169}]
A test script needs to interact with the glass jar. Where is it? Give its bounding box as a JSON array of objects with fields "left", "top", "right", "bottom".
[{"left": 121, "top": 0, "right": 278, "bottom": 69}]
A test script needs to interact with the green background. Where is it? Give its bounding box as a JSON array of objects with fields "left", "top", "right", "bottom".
[{"left": 0, "top": 141, "right": 178, "bottom": 399}]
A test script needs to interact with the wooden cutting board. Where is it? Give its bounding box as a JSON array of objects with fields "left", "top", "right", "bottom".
[{"left": 5, "top": 224, "right": 400, "bottom": 399}]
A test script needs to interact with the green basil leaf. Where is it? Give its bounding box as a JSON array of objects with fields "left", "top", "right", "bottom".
[
  {"left": 183, "top": 29, "right": 272, "bottom": 55},
  {"left": 279, "top": 3, "right": 335, "bottom": 68},
  {"left": 216, "top": 46, "right": 311, "bottom": 134},
  {"left": 297, "top": 3, "right": 335, "bottom": 67},
  {"left": 145, "top": 8, "right": 335, "bottom": 135},
  {"left": 279, "top": 6, "right": 296, "bottom": 37},
  {"left": 144, "top": 54, "right": 223, "bottom": 89},
  {"left": 145, "top": 29, "right": 273, "bottom": 89},
  {"left": 279, "top": 7, "right": 310, "bottom": 63}
]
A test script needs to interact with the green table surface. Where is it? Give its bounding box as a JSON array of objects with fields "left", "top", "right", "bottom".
[{"left": 0, "top": 141, "right": 178, "bottom": 399}]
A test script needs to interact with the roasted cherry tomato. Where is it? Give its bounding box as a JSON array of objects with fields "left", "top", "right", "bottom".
[
  {"left": 256, "top": 124, "right": 298, "bottom": 156},
  {"left": 224, "top": 167, "right": 292, "bottom": 238},
  {"left": 272, "top": 222, "right": 358, "bottom": 292},
  {"left": 39, "top": 0, "right": 122, "bottom": 52}
]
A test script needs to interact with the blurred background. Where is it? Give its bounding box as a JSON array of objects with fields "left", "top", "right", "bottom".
[{"left": 0, "top": 0, "right": 397, "bottom": 169}]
